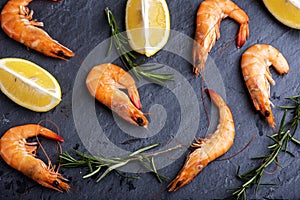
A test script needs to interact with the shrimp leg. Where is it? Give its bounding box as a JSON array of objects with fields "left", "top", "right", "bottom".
[{"left": 241, "top": 44, "right": 289, "bottom": 128}]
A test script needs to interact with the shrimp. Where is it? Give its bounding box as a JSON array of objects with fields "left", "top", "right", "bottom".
[
  {"left": 193, "top": 0, "right": 249, "bottom": 76},
  {"left": 241, "top": 44, "right": 289, "bottom": 128},
  {"left": 168, "top": 89, "right": 235, "bottom": 192},
  {"left": 0, "top": 0, "right": 74, "bottom": 60},
  {"left": 0, "top": 124, "right": 70, "bottom": 192},
  {"left": 86, "top": 63, "right": 148, "bottom": 127}
]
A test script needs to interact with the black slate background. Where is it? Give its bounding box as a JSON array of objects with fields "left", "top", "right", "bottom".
[{"left": 0, "top": 0, "right": 300, "bottom": 199}]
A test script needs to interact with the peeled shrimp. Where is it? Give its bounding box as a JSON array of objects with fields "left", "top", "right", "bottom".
[
  {"left": 86, "top": 63, "right": 148, "bottom": 127},
  {"left": 241, "top": 44, "right": 289, "bottom": 128}
]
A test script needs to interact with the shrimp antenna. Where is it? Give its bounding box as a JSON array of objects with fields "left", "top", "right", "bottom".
[
  {"left": 167, "top": 137, "right": 190, "bottom": 151},
  {"left": 217, "top": 134, "right": 257, "bottom": 161},
  {"left": 201, "top": 76, "right": 210, "bottom": 128},
  {"left": 34, "top": 127, "right": 53, "bottom": 170},
  {"left": 149, "top": 187, "right": 168, "bottom": 200},
  {"left": 196, "top": 19, "right": 226, "bottom": 128},
  {"left": 143, "top": 112, "right": 156, "bottom": 115},
  {"left": 219, "top": 37, "right": 236, "bottom": 55},
  {"left": 36, "top": 120, "right": 62, "bottom": 172}
]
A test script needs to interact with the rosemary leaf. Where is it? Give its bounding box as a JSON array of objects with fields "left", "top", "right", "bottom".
[
  {"left": 278, "top": 105, "right": 296, "bottom": 109},
  {"left": 105, "top": 37, "right": 113, "bottom": 57},
  {"left": 83, "top": 166, "right": 102, "bottom": 179},
  {"left": 88, "top": 160, "right": 93, "bottom": 172},
  {"left": 281, "top": 149, "right": 295, "bottom": 157},
  {"left": 250, "top": 155, "right": 268, "bottom": 160},
  {"left": 96, "top": 161, "right": 129, "bottom": 182},
  {"left": 151, "top": 158, "right": 169, "bottom": 181},
  {"left": 114, "top": 170, "right": 140, "bottom": 179},
  {"left": 273, "top": 159, "right": 283, "bottom": 168},
  {"left": 151, "top": 157, "right": 162, "bottom": 183},
  {"left": 140, "top": 153, "right": 151, "bottom": 163},
  {"left": 290, "top": 136, "right": 300, "bottom": 145},
  {"left": 129, "top": 143, "right": 159, "bottom": 157},
  {"left": 287, "top": 94, "right": 300, "bottom": 99}
]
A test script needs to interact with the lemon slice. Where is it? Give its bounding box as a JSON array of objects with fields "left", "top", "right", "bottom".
[
  {"left": 0, "top": 58, "right": 61, "bottom": 112},
  {"left": 263, "top": 0, "right": 300, "bottom": 29},
  {"left": 126, "top": 0, "right": 170, "bottom": 57}
]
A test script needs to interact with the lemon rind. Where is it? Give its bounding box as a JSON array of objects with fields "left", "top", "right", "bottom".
[
  {"left": 263, "top": 0, "right": 300, "bottom": 29},
  {"left": 0, "top": 58, "right": 61, "bottom": 112}
]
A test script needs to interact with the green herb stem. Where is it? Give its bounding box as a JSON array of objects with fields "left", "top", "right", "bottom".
[{"left": 60, "top": 144, "right": 183, "bottom": 183}]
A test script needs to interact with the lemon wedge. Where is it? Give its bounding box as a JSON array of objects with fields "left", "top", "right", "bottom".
[
  {"left": 126, "top": 0, "right": 170, "bottom": 57},
  {"left": 263, "top": 0, "right": 300, "bottom": 29},
  {"left": 0, "top": 58, "right": 61, "bottom": 112}
]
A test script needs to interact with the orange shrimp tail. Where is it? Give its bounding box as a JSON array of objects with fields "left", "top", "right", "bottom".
[
  {"left": 193, "top": 41, "right": 206, "bottom": 77},
  {"left": 237, "top": 23, "right": 249, "bottom": 48},
  {"left": 36, "top": 125, "right": 64, "bottom": 142},
  {"left": 168, "top": 149, "right": 209, "bottom": 192}
]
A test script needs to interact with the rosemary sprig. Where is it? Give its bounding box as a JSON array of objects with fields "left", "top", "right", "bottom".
[
  {"left": 105, "top": 7, "right": 173, "bottom": 86},
  {"left": 60, "top": 143, "right": 183, "bottom": 183},
  {"left": 230, "top": 95, "right": 300, "bottom": 199}
]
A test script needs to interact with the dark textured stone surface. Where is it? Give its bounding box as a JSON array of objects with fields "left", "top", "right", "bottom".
[{"left": 0, "top": 0, "right": 300, "bottom": 199}]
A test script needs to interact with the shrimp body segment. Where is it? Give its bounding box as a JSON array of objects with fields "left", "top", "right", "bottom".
[
  {"left": 1, "top": 0, "right": 74, "bottom": 59},
  {"left": 193, "top": 0, "right": 249, "bottom": 76},
  {"left": 168, "top": 89, "right": 235, "bottom": 191},
  {"left": 0, "top": 124, "right": 70, "bottom": 192},
  {"left": 86, "top": 63, "right": 148, "bottom": 127},
  {"left": 241, "top": 44, "right": 289, "bottom": 128}
]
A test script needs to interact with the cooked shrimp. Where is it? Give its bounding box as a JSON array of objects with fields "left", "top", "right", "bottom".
[
  {"left": 168, "top": 89, "right": 235, "bottom": 192},
  {"left": 86, "top": 63, "right": 148, "bottom": 127},
  {"left": 241, "top": 44, "right": 289, "bottom": 128},
  {"left": 193, "top": 0, "right": 249, "bottom": 76},
  {"left": 0, "top": 0, "right": 74, "bottom": 59},
  {"left": 0, "top": 124, "right": 70, "bottom": 192}
]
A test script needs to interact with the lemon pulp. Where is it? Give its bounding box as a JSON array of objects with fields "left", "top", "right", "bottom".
[
  {"left": 0, "top": 58, "right": 61, "bottom": 112},
  {"left": 126, "top": 0, "right": 170, "bottom": 57}
]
